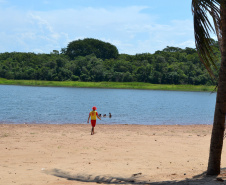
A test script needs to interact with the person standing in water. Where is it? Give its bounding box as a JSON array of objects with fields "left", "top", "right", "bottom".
[{"left": 87, "top": 106, "right": 101, "bottom": 135}]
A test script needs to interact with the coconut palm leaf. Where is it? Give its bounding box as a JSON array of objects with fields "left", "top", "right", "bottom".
[{"left": 192, "top": 0, "right": 222, "bottom": 77}]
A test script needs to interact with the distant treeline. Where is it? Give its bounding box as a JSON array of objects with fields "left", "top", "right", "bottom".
[{"left": 0, "top": 38, "right": 221, "bottom": 85}]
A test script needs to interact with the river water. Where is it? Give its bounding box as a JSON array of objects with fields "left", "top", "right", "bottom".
[{"left": 0, "top": 85, "right": 216, "bottom": 125}]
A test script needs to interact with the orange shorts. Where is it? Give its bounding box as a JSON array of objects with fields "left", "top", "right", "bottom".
[{"left": 91, "top": 120, "right": 96, "bottom": 127}]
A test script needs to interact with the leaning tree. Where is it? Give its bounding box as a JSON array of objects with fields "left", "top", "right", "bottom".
[{"left": 192, "top": 0, "right": 226, "bottom": 175}]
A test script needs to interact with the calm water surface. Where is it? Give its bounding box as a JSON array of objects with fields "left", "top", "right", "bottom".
[{"left": 0, "top": 85, "right": 216, "bottom": 125}]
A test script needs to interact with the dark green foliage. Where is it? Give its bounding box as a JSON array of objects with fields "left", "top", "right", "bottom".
[
  {"left": 0, "top": 41, "right": 221, "bottom": 85},
  {"left": 65, "top": 38, "right": 119, "bottom": 60}
]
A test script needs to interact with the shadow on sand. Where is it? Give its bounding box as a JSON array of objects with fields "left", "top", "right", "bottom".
[{"left": 46, "top": 168, "right": 226, "bottom": 184}]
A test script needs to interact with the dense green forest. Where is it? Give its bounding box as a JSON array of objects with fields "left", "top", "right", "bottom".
[{"left": 0, "top": 38, "right": 221, "bottom": 85}]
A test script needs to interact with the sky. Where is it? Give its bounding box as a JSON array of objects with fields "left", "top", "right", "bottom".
[{"left": 0, "top": 0, "right": 206, "bottom": 55}]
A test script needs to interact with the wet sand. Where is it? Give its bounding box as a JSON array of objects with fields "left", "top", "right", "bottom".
[{"left": 0, "top": 124, "right": 226, "bottom": 185}]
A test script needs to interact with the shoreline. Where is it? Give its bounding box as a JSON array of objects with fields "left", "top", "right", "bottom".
[
  {"left": 1, "top": 124, "right": 226, "bottom": 185},
  {"left": 0, "top": 122, "right": 214, "bottom": 126},
  {"left": 0, "top": 79, "right": 216, "bottom": 92}
]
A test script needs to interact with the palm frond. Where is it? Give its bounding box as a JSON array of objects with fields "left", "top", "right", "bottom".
[
  {"left": 211, "top": 8, "right": 222, "bottom": 53},
  {"left": 192, "top": 0, "right": 222, "bottom": 78}
]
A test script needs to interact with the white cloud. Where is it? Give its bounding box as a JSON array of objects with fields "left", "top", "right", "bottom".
[
  {"left": 0, "top": 0, "right": 7, "bottom": 3},
  {"left": 0, "top": 5, "right": 196, "bottom": 54}
]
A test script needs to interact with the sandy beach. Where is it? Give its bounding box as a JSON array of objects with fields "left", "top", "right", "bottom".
[{"left": 0, "top": 124, "right": 226, "bottom": 185}]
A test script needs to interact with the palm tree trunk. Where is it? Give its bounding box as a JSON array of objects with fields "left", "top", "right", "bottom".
[{"left": 207, "top": 5, "right": 226, "bottom": 175}]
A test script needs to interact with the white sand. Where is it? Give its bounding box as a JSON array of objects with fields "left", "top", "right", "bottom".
[{"left": 0, "top": 124, "right": 226, "bottom": 185}]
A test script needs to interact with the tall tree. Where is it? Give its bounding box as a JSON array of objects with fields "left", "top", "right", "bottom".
[
  {"left": 192, "top": 0, "right": 226, "bottom": 175},
  {"left": 65, "top": 38, "right": 119, "bottom": 60}
]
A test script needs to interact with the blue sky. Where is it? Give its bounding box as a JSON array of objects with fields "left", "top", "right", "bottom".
[{"left": 0, "top": 0, "right": 200, "bottom": 54}]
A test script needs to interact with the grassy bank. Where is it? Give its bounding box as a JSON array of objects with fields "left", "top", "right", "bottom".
[{"left": 0, "top": 78, "right": 216, "bottom": 92}]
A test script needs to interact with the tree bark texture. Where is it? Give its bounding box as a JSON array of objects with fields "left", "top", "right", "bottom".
[{"left": 207, "top": 4, "right": 226, "bottom": 175}]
